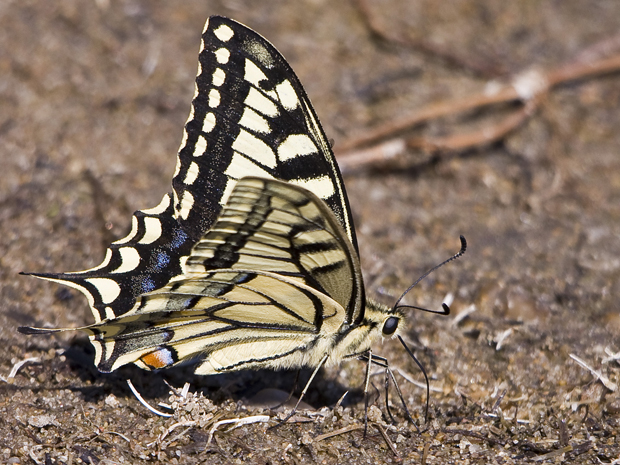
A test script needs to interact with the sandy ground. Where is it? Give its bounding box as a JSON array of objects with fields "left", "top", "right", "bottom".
[{"left": 1, "top": 1, "right": 620, "bottom": 463}]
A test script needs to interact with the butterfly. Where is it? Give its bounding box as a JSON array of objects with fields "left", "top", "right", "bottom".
[{"left": 20, "top": 16, "right": 464, "bottom": 421}]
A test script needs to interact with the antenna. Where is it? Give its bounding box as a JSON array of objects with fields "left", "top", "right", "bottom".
[{"left": 393, "top": 235, "right": 467, "bottom": 314}]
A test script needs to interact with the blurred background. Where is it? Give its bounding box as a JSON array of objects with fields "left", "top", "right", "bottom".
[{"left": 1, "top": 1, "right": 619, "bottom": 463}]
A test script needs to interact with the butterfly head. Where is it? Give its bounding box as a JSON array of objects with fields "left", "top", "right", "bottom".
[{"left": 362, "top": 299, "right": 407, "bottom": 339}]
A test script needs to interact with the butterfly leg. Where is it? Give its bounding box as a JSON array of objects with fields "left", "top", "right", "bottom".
[
  {"left": 363, "top": 349, "right": 373, "bottom": 436},
  {"left": 273, "top": 354, "right": 329, "bottom": 427},
  {"left": 358, "top": 352, "right": 420, "bottom": 432},
  {"left": 272, "top": 369, "right": 301, "bottom": 410}
]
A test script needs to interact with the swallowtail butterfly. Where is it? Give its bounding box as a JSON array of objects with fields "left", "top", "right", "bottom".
[{"left": 20, "top": 16, "right": 462, "bottom": 416}]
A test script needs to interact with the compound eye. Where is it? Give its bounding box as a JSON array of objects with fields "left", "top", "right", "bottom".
[{"left": 382, "top": 316, "right": 399, "bottom": 336}]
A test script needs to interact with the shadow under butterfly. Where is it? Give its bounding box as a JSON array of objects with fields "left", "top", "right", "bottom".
[{"left": 19, "top": 16, "right": 466, "bottom": 428}]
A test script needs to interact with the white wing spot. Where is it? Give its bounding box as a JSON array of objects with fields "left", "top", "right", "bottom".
[
  {"left": 202, "top": 112, "right": 216, "bottom": 133},
  {"left": 215, "top": 48, "right": 230, "bottom": 64},
  {"left": 212, "top": 68, "right": 225, "bottom": 87},
  {"left": 179, "top": 255, "right": 189, "bottom": 274},
  {"left": 178, "top": 191, "right": 195, "bottom": 220},
  {"left": 245, "top": 87, "right": 278, "bottom": 117},
  {"left": 232, "top": 129, "right": 276, "bottom": 168},
  {"left": 179, "top": 130, "right": 188, "bottom": 151},
  {"left": 289, "top": 175, "right": 335, "bottom": 200},
  {"left": 80, "top": 249, "right": 112, "bottom": 273},
  {"left": 85, "top": 278, "right": 121, "bottom": 305},
  {"left": 214, "top": 24, "right": 234, "bottom": 42},
  {"left": 221, "top": 179, "right": 236, "bottom": 206},
  {"left": 278, "top": 134, "right": 318, "bottom": 161},
  {"left": 104, "top": 307, "right": 116, "bottom": 320},
  {"left": 173, "top": 156, "right": 181, "bottom": 177},
  {"left": 208, "top": 89, "right": 220, "bottom": 108},
  {"left": 239, "top": 107, "right": 270, "bottom": 134},
  {"left": 244, "top": 59, "right": 268, "bottom": 86},
  {"left": 184, "top": 161, "right": 200, "bottom": 185},
  {"left": 276, "top": 80, "right": 299, "bottom": 110},
  {"left": 194, "top": 134, "right": 207, "bottom": 156},
  {"left": 142, "top": 194, "right": 171, "bottom": 215},
  {"left": 225, "top": 153, "right": 276, "bottom": 180},
  {"left": 139, "top": 217, "right": 163, "bottom": 244},
  {"left": 112, "top": 247, "right": 141, "bottom": 273},
  {"left": 113, "top": 216, "right": 139, "bottom": 245}
]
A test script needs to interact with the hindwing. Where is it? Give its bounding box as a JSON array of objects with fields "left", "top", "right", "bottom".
[{"left": 80, "top": 179, "right": 359, "bottom": 373}]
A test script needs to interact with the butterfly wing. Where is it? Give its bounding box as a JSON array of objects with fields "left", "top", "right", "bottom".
[
  {"left": 23, "top": 194, "right": 194, "bottom": 321},
  {"left": 24, "top": 16, "right": 359, "bottom": 324},
  {"left": 75, "top": 179, "right": 360, "bottom": 373},
  {"left": 173, "top": 17, "right": 357, "bottom": 246},
  {"left": 185, "top": 177, "right": 364, "bottom": 324},
  {"left": 87, "top": 270, "right": 346, "bottom": 373}
]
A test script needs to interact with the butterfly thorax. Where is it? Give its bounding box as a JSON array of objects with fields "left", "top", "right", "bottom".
[{"left": 326, "top": 298, "right": 405, "bottom": 367}]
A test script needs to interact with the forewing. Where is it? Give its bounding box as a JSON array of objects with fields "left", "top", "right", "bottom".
[
  {"left": 24, "top": 194, "right": 194, "bottom": 321},
  {"left": 24, "top": 16, "right": 356, "bottom": 325},
  {"left": 173, "top": 16, "right": 357, "bottom": 247}
]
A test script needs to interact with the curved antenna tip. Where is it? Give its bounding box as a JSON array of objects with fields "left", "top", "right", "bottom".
[
  {"left": 393, "top": 235, "right": 467, "bottom": 313},
  {"left": 441, "top": 303, "right": 451, "bottom": 315},
  {"left": 459, "top": 235, "right": 467, "bottom": 253}
]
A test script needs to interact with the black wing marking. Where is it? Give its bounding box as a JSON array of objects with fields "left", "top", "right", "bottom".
[
  {"left": 24, "top": 16, "right": 359, "bottom": 325},
  {"left": 186, "top": 177, "right": 364, "bottom": 324},
  {"left": 85, "top": 269, "right": 346, "bottom": 373},
  {"left": 21, "top": 179, "right": 361, "bottom": 374},
  {"left": 23, "top": 194, "right": 194, "bottom": 321},
  {"left": 173, "top": 16, "right": 357, "bottom": 248}
]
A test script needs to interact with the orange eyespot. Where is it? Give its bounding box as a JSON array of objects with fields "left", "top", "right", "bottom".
[{"left": 140, "top": 347, "right": 174, "bottom": 369}]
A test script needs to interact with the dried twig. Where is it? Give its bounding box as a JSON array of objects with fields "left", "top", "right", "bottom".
[
  {"left": 421, "top": 442, "right": 431, "bottom": 465},
  {"left": 1, "top": 356, "right": 40, "bottom": 382},
  {"left": 532, "top": 444, "right": 573, "bottom": 462},
  {"left": 494, "top": 328, "right": 515, "bottom": 351},
  {"left": 395, "top": 367, "right": 443, "bottom": 393},
  {"left": 373, "top": 423, "right": 401, "bottom": 459},
  {"left": 206, "top": 415, "right": 271, "bottom": 448},
  {"left": 602, "top": 347, "right": 620, "bottom": 364},
  {"left": 313, "top": 424, "right": 364, "bottom": 443},
  {"left": 336, "top": 52, "right": 620, "bottom": 172},
  {"left": 126, "top": 379, "right": 172, "bottom": 417},
  {"left": 452, "top": 304, "right": 477, "bottom": 327}
]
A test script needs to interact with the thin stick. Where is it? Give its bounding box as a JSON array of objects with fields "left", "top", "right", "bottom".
[
  {"left": 395, "top": 367, "right": 443, "bottom": 393},
  {"left": 314, "top": 425, "right": 365, "bottom": 443},
  {"left": 3, "top": 357, "right": 40, "bottom": 382},
  {"left": 364, "top": 349, "right": 373, "bottom": 436},
  {"left": 373, "top": 423, "right": 400, "bottom": 458},
  {"left": 335, "top": 54, "right": 620, "bottom": 170},
  {"left": 276, "top": 354, "right": 329, "bottom": 426},
  {"left": 532, "top": 445, "right": 573, "bottom": 462},
  {"left": 206, "top": 415, "right": 270, "bottom": 448},
  {"left": 126, "top": 379, "right": 172, "bottom": 417}
]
